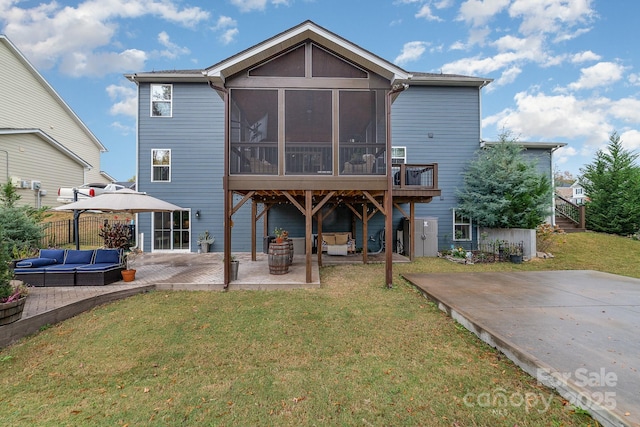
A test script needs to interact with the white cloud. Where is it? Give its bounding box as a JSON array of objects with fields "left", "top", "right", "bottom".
[
  {"left": 213, "top": 16, "right": 237, "bottom": 30},
  {"left": 416, "top": 5, "right": 442, "bottom": 21},
  {"left": 570, "top": 50, "right": 600, "bottom": 63},
  {"left": 488, "top": 66, "right": 522, "bottom": 90},
  {"left": 619, "top": 129, "right": 640, "bottom": 150},
  {"left": 394, "top": 41, "right": 428, "bottom": 65},
  {"left": 508, "top": 0, "right": 596, "bottom": 37},
  {"left": 568, "top": 62, "right": 626, "bottom": 90},
  {"left": 157, "top": 31, "right": 190, "bottom": 59},
  {"left": 458, "top": 0, "right": 510, "bottom": 27},
  {"left": 213, "top": 15, "right": 239, "bottom": 45},
  {"left": 220, "top": 28, "right": 239, "bottom": 45},
  {"left": 0, "top": 0, "right": 209, "bottom": 76},
  {"left": 60, "top": 49, "right": 147, "bottom": 77},
  {"left": 107, "top": 83, "right": 138, "bottom": 117},
  {"left": 483, "top": 91, "right": 623, "bottom": 154},
  {"left": 229, "top": 0, "right": 290, "bottom": 12}
]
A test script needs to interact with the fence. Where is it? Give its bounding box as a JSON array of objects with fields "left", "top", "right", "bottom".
[{"left": 41, "top": 218, "right": 135, "bottom": 248}]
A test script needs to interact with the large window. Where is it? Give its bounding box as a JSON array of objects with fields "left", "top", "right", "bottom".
[
  {"left": 339, "top": 90, "right": 386, "bottom": 175},
  {"left": 229, "top": 89, "right": 278, "bottom": 174},
  {"left": 151, "top": 84, "right": 172, "bottom": 117},
  {"left": 285, "top": 90, "right": 332, "bottom": 174},
  {"left": 153, "top": 211, "right": 190, "bottom": 251},
  {"left": 453, "top": 210, "right": 472, "bottom": 241},
  {"left": 152, "top": 149, "right": 171, "bottom": 182}
]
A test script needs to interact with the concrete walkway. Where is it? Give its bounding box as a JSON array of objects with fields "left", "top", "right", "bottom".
[{"left": 403, "top": 270, "right": 640, "bottom": 427}]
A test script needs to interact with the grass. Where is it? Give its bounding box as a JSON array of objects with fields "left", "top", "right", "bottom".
[{"left": 0, "top": 232, "right": 630, "bottom": 426}]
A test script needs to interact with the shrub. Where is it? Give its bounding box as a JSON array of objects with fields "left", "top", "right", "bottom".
[
  {"left": 99, "top": 222, "right": 132, "bottom": 249},
  {"left": 536, "top": 223, "right": 566, "bottom": 253}
]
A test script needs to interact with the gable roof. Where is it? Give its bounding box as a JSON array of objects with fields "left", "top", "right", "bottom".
[
  {"left": 126, "top": 21, "right": 492, "bottom": 89},
  {"left": 0, "top": 35, "right": 106, "bottom": 152},
  {"left": 0, "top": 128, "right": 93, "bottom": 168},
  {"left": 205, "top": 20, "right": 410, "bottom": 85}
]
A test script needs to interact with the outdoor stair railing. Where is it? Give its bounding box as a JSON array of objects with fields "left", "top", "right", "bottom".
[{"left": 555, "top": 194, "right": 585, "bottom": 229}]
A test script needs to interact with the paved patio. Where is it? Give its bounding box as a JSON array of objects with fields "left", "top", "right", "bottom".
[{"left": 403, "top": 270, "right": 640, "bottom": 427}]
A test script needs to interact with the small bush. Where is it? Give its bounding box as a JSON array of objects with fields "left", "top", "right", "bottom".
[{"left": 536, "top": 223, "right": 566, "bottom": 253}]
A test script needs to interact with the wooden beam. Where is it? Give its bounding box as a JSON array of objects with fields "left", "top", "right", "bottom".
[
  {"left": 305, "top": 190, "right": 313, "bottom": 283},
  {"left": 393, "top": 202, "right": 409, "bottom": 218},
  {"left": 311, "top": 191, "right": 336, "bottom": 216},
  {"left": 363, "top": 190, "right": 385, "bottom": 215},
  {"left": 345, "top": 203, "right": 363, "bottom": 221},
  {"left": 283, "top": 190, "right": 305, "bottom": 214},
  {"left": 231, "top": 191, "right": 255, "bottom": 215}
]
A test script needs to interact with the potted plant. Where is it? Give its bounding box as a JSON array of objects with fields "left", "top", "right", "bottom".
[
  {"left": 508, "top": 242, "right": 524, "bottom": 264},
  {"left": 197, "top": 230, "right": 215, "bottom": 253},
  {"left": 121, "top": 247, "right": 141, "bottom": 282},
  {"left": 1, "top": 237, "right": 29, "bottom": 325},
  {"left": 273, "top": 227, "right": 285, "bottom": 243}
]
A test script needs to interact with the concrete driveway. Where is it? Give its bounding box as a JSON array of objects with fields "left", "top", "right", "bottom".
[{"left": 403, "top": 270, "right": 640, "bottom": 427}]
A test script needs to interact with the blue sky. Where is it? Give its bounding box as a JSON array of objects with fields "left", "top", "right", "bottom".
[{"left": 2, "top": 0, "right": 638, "bottom": 181}]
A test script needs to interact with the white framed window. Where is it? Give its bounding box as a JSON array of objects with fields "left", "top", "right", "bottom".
[
  {"left": 152, "top": 149, "right": 171, "bottom": 182},
  {"left": 151, "top": 84, "right": 172, "bottom": 117},
  {"left": 453, "top": 209, "right": 472, "bottom": 241},
  {"left": 391, "top": 146, "right": 406, "bottom": 164}
]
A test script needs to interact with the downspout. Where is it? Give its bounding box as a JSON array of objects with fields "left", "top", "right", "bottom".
[
  {"left": 549, "top": 144, "right": 562, "bottom": 226},
  {"left": 385, "top": 83, "right": 409, "bottom": 288},
  {"left": 208, "top": 81, "right": 231, "bottom": 289}
]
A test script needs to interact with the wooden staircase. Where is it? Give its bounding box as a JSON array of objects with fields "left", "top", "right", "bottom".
[{"left": 554, "top": 195, "right": 586, "bottom": 232}]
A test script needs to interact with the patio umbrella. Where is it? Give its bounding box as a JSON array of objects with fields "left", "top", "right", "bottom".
[{"left": 52, "top": 189, "right": 185, "bottom": 249}]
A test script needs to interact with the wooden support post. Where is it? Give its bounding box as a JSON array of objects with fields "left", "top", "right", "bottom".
[
  {"left": 305, "top": 190, "right": 313, "bottom": 283},
  {"left": 317, "top": 211, "right": 323, "bottom": 267},
  {"left": 362, "top": 203, "right": 368, "bottom": 264},
  {"left": 251, "top": 200, "right": 257, "bottom": 261}
]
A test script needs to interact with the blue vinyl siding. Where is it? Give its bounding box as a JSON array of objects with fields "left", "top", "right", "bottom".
[
  {"left": 391, "top": 85, "right": 481, "bottom": 250},
  {"left": 137, "top": 82, "right": 230, "bottom": 252}
]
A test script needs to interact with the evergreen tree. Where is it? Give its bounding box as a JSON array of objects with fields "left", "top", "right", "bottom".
[
  {"left": 579, "top": 131, "right": 640, "bottom": 235},
  {"left": 456, "top": 133, "right": 552, "bottom": 229}
]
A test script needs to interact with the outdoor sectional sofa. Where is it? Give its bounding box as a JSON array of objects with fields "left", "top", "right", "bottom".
[{"left": 14, "top": 248, "right": 124, "bottom": 287}]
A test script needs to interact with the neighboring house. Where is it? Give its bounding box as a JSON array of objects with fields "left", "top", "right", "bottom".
[
  {"left": 570, "top": 180, "right": 587, "bottom": 205},
  {"left": 0, "top": 35, "right": 109, "bottom": 208},
  {"left": 126, "top": 21, "right": 561, "bottom": 285},
  {"left": 556, "top": 180, "right": 587, "bottom": 205}
]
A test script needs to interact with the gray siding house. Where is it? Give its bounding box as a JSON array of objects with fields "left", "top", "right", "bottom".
[{"left": 126, "top": 21, "right": 559, "bottom": 285}]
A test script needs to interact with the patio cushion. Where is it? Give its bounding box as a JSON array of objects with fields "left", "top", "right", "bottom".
[
  {"left": 76, "top": 263, "right": 122, "bottom": 272},
  {"left": 16, "top": 258, "right": 57, "bottom": 268},
  {"left": 64, "top": 250, "right": 94, "bottom": 265},
  {"left": 335, "top": 234, "right": 349, "bottom": 245},
  {"left": 323, "top": 235, "right": 336, "bottom": 245},
  {"left": 94, "top": 249, "right": 121, "bottom": 264},
  {"left": 39, "top": 249, "right": 66, "bottom": 264},
  {"left": 45, "top": 264, "right": 84, "bottom": 272}
]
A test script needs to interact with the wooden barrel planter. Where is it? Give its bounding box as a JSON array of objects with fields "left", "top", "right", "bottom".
[
  {"left": 268, "top": 241, "right": 290, "bottom": 275},
  {"left": 0, "top": 297, "right": 26, "bottom": 326}
]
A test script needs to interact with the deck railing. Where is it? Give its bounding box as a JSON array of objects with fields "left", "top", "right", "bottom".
[
  {"left": 555, "top": 194, "right": 585, "bottom": 228},
  {"left": 392, "top": 163, "right": 439, "bottom": 189}
]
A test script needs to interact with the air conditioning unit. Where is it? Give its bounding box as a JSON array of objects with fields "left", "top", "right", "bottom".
[{"left": 31, "top": 181, "right": 41, "bottom": 190}]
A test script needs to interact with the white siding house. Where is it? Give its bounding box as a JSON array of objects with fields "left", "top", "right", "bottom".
[{"left": 0, "top": 34, "right": 109, "bottom": 207}]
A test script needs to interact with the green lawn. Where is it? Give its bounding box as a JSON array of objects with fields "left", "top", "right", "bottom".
[{"left": 1, "top": 232, "right": 629, "bottom": 426}]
